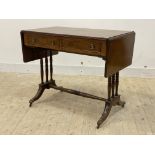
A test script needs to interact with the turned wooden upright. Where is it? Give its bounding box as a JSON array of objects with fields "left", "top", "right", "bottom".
[{"left": 21, "top": 27, "right": 135, "bottom": 128}]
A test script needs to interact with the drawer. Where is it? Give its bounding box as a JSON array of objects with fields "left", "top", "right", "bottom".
[
  {"left": 62, "top": 37, "right": 106, "bottom": 57},
  {"left": 24, "top": 33, "right": 60, "bottom": 50}
]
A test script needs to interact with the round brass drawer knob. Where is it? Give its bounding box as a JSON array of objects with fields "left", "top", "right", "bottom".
[{"left": 90, "top": 43, "right": 95, "bottom": 50}]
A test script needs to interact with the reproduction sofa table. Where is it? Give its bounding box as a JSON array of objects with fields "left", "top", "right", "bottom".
[{"left": 21, "top": 27, "right": 135, "bottom": 128}]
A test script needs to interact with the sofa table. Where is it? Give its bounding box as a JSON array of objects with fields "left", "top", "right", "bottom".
[{"left": 21, "top": 27, "right": 135, "bottom": 128}]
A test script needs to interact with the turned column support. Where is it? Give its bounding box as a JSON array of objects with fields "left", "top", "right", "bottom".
[
  {"left": 29, "top": 50, "right": 56, "bottom": 107},
  {"left": 40, "top": 58, "right": 44, "bottom": 84},
  {"left": 45, "top": 52, "right": 49, "bottom": 83},
  {"left": 115, "top": 72, "right": 119, "bottom": 96},
  {"left": 97, "top": 72, "right": 125, "bottom": 129}
]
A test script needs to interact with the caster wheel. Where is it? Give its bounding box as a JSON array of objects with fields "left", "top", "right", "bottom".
[{"left": 121, "top": 102, "right": 126, "bottom": 108}]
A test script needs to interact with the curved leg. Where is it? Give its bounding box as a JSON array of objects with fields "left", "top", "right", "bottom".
[
  {"left": 29, "top": 84, "right": 45, "bottom": 107},
  {"left": 29, "top": 51, "right": 55, "bottom": 107},
  {"left": 116, "top": 100, "right": 126, "bottom": 108},
  {"left": 97, "top": 74, "right": 126, "bottom": 129},
  {"left": 97, "top": 76, "right": 113, "bottom": 129},
  {"left": 97, "top": 101, "right": 112, "bottom": 129}
]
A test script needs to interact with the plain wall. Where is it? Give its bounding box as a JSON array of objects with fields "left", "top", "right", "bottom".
[{"left": 0, "top": 19, "right": 155, "bottom": 75}]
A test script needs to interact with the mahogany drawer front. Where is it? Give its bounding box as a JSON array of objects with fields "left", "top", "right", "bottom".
[
  {"left": 24, "top": 33, "right": 60, "bottom": 50},
  {"left": 23, "top": 33, "right": 106, "bottom": 57},
  {"left": 62, "top": 37, "right": 106, "bottom": 57}
]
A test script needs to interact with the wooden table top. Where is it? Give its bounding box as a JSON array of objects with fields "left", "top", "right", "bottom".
[
  {"left": 25, "top": 26, "right": 130, "bottom": 39},
  {"left": 21, "top": 26, "right": 135, "bottom": 77}
]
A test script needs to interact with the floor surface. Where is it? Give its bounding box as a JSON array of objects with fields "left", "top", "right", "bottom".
[{"left": 0, "top": 72, "right": 155, "bottom": 135}]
